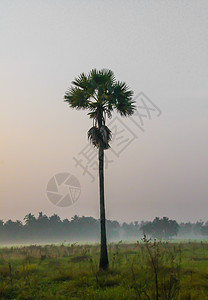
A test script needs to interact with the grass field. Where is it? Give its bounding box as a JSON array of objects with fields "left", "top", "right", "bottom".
[{"left": 0, "top": 239, "right": 208, "bottom": 299}]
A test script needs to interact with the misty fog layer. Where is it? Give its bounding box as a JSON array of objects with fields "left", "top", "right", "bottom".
[{"left": 1, "top": 213, "right": 207, "bottom": 245}]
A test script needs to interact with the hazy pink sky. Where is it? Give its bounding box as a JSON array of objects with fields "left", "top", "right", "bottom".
[{"left": 1, "top": 0, "right": 207, "bottom": 223}]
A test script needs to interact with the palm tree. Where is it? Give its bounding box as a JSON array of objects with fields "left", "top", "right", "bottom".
[{"left": 64, "top": 69, "right": 136, "bottom": 270}]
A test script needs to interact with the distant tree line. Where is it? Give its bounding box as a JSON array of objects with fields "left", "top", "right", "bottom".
[
  {"left": 0, "top": 213, "right": 207, "bottom": 244},
  {"left": 141, "top": 217, "right": 179, "bottom": 240}
]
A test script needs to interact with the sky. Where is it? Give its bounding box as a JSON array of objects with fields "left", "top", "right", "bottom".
[{"left": 1, "top": 0, "right": 207, "bottom": 223}]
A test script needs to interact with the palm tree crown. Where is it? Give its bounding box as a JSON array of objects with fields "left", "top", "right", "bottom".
[{"left": 64, "top": 69, "right": 136, "bottom": 149}]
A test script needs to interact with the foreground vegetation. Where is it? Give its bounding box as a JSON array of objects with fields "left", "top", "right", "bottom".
[{"left": 0, "top": 239, "right": 208, "bottom": 299}]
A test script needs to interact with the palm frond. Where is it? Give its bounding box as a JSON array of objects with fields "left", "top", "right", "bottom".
[
  {"left": 112, "top": 81, "right": 136, "bottom": 116},
  {"left": 87, "top": 126, "right": 100, "bottom": 148},
  {"left": 64, "top": 87, "right": 90, "bottom": 109},
  {"left": 99, "top": 125, "right": 112, "bottom": 149},
  {"left": 87, "top": 125, "right": 112, "bottom": 150},
  {"left": 72, "top": 73, "right": 89, "bottom": 90},
  {"left": 89, "top": 69, "right": 116, "bottom": 89}
]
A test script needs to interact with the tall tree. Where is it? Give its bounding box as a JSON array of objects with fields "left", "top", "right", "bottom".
[{"left": 64, "top": 69, "right": 135, "bottom": 269}]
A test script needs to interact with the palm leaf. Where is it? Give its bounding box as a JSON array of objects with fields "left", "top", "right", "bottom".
[
  {"left": 87, "top": 126, "right": 100, "bottom": 148},
  {"left": 99, "top": 125, "right": 112, "bottom": 149},
  {"left": 72, "top": 73, "right": 89, "bottom": 90},
  {"left": 112, "top": 81, "right": 135, "bottom": 116},
  {"left": 64, "top": 87, "right": 90, "bottom": 109},
  {"left": 88, "top": 125, "right": 112, "bottom": 150}
]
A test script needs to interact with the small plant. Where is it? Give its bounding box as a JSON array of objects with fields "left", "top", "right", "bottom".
[{"left": 140, "top": 235, "right": 181, "bottom": 300}]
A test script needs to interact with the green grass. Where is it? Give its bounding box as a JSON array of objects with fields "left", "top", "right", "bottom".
[{"left": 0, "top": 241, "right": 208, "bottom": 299}]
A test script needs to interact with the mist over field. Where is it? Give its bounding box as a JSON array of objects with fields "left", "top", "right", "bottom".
[{"left": 1, "top": 213, "right": 208, "bottom": 246}]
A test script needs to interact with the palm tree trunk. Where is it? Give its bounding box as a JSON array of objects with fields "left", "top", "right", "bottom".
[
  {"left": 99, "top": 144, "right": 108, "bottom": 270},
  {"left": 98, "top": 113, "right": 109, "bottom": 270}
]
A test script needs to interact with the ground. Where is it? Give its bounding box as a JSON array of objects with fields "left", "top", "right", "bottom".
[{"left": 0, "top": 240, "right": 208, "bottom": 299}]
